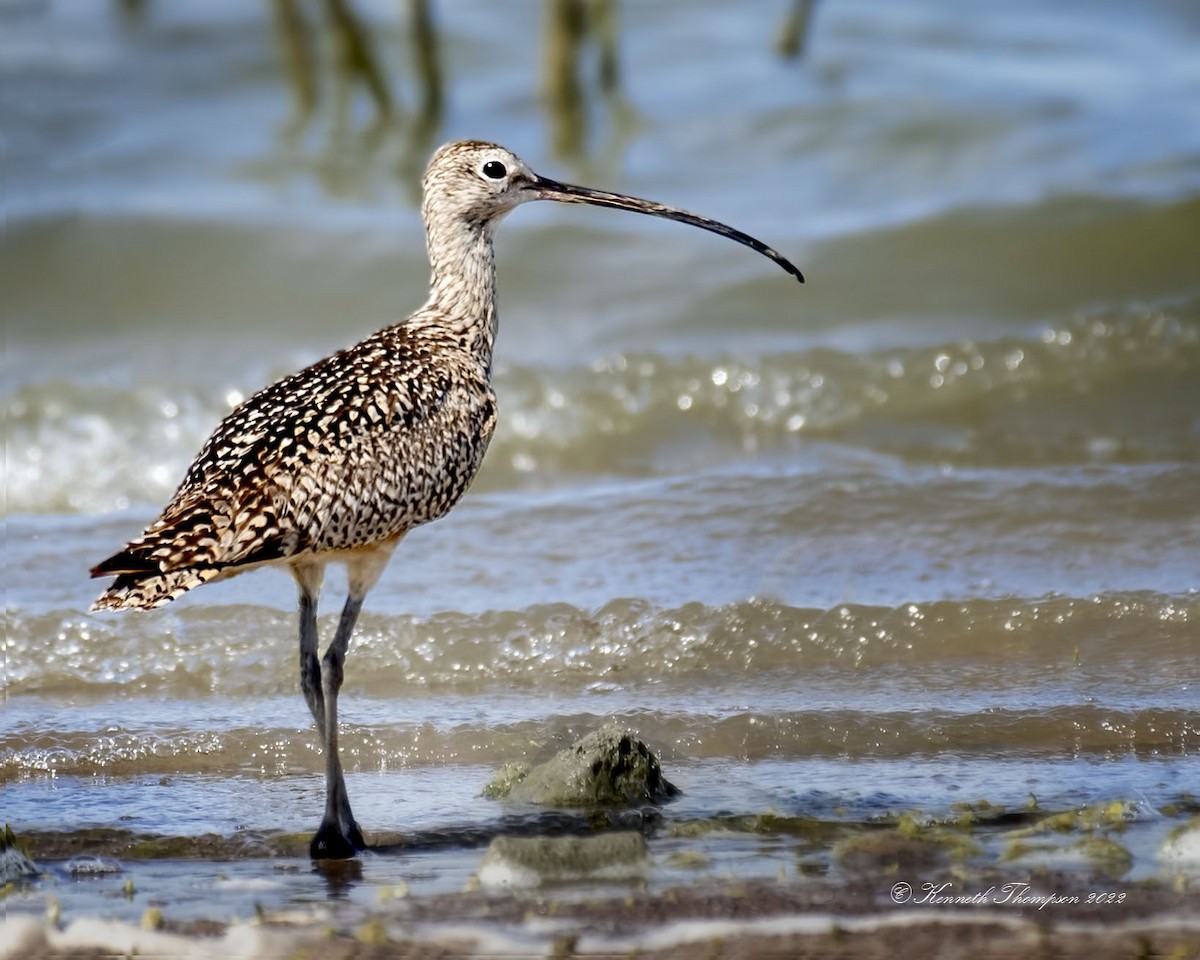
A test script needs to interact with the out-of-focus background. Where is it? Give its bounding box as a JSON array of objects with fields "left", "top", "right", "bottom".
[{"left": 4, "top": 0, "right": 1198, "bottom": 928}]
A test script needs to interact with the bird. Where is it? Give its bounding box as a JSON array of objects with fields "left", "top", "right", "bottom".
[{"left": 90, "top": 140, "right": 804, "bottom": 860}]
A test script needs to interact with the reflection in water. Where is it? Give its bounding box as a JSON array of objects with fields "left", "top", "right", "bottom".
[{"left": 313, "top": 854, "right": 364, "bottom": 896}]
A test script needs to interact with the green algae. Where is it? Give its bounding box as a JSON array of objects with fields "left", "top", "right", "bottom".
[
  {"left": 667, "top": 813, "right": 841, "bottom": 843},
  {"left": 481, "top": 762, "right": 531, "bottom": 800},
  {"left": 1003, "top": 800, "right": 1136, "bottom": 840}
]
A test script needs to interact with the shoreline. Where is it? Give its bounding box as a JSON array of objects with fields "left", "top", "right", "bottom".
[{"left": 5, "top": 871, "right": 1198, "bottom": 959}]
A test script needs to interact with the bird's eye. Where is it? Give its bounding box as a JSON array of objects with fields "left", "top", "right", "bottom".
[{"left": 481, "top": 160, "right": 507, "bottom": 180}]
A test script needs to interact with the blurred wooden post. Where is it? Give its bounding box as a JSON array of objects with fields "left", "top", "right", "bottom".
[
  {"left": 408, "top": 0, "right": 444, "bottom": 139},
  {"left": 587, "top": 0, "right": 620, "bottom": 94},
  {"left": 542, "top": 0, "right": 587, "bottom": 158},
  {"left": 116, "top": 0, "right": 150, "bottom": 29},
  {"left": 272, "top": 0, "right": 319, "bottom": 118},
  {"left": 776, "top": 0, "right": 819, "bottom": 60},
  {"left": 323, "top": 0, "right": 395, "bottom": 121}
]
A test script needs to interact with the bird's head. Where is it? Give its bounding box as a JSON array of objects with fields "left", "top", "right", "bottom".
[
  {"left": 421, "top": 140, "right": 804, "bottom": 283},
  {"left": 421, "top": 141, "right": 540, "bottom": 231}
]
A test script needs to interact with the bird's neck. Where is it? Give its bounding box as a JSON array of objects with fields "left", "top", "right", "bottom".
[{"left": 421, "top": 213, "right": 500, "bottom": 373}]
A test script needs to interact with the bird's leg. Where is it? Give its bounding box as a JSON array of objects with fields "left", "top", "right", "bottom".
[
  {"left": 310, "top": 590, "right": 366, "bottom": 859},
  {"left": 293, "top": 563, "right": 327, "bottom": 738},
  {"left": 307, "top": 545, "right": 397, "bottom": 860},
  {"left": 298, "top": 586, "right": 326, "bottom": 738}
]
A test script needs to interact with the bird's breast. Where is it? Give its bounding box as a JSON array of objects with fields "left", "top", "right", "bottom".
[{"left": 297, "top": 370, "right": 497, "bottom": 552}]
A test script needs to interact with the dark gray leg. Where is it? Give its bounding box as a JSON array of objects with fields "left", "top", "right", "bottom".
[
  {"left": 309, "top": 592, "right": 366, "bottom": 859},
  {"left": 298, "top": 583, "right": 325, "bottom": 739},
  {"left": 293, "top": 562, "right": 327, "bottom": 737}
]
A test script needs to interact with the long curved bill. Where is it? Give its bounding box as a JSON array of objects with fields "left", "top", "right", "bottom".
[{"left": 532, "top": 175, "right": 805, "bottom": 283}]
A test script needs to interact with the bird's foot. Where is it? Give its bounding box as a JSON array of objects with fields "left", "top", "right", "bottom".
[{"left": 310, "top": 817, "right": 365, "bottom": 860}]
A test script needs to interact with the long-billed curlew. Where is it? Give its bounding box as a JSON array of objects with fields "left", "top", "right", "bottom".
[{"left": 90, "top": 140, "right": 804, "bottom": 859}]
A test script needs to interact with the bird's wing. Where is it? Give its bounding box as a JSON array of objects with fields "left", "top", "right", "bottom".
[{"left": 92, "top": 329, "right": 496, "bottom": 581}]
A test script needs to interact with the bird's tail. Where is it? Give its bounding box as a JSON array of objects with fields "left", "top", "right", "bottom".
[{"left": 90, "top": 555, "right": 220, "bottom": 611}]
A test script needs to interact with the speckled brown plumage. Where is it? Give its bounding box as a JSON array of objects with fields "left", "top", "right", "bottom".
[
  {"left": 90, "top": 320, "right": 496, "bottom": 609},
  {"left": 89, "top": 140, "right": 802, "bottom": 859}
]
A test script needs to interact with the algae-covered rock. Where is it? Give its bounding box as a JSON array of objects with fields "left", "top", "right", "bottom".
[
  {"left": 1003, "top": 801, "right": 1135, "bottom": 840},
  {"left": 832, "top": 832, "right": 947, "bottom": 873},
  {"left": 477, "top": 831, "right": 649, "bottom": 888},
  {"left": 1072, "top": 836, "right": 1133, "bottom": 879},
  {"left": 1002, "top": 835, "right": 1133, "bottom": 879},
  {"left": 496, "top": 725, "right": 679, "bottom": 807},
  {"left": 1158, "top": 815, "right": 1200, "bottom": 876},
  {"left": 2, "top": 825, "right": 39, "bottom": 884}
]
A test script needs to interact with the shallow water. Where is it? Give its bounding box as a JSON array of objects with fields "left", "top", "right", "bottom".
[{"left": 3, "top": 0, "right": 1199, "bottom": 930}]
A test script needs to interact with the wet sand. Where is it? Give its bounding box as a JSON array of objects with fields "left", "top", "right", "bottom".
[
  {"left": 7, "top": 800, "right": 1200, "bottom": 960},
  {"left": 5, "top": 869, "right": 1198, "bottom": 959}
]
